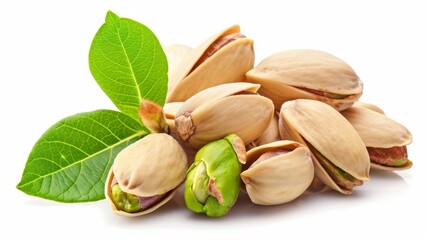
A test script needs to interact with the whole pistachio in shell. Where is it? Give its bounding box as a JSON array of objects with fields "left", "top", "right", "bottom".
[
  {"left": 105, "top": 133, "right": 188, "bottom": 217},
  {"left": 241, "top": 140, "right": 314, "bottom": 205},
  {"left": 279, "top": 99, "right": 370, "bottom": 195},
  {"left": 341, "top": 106, "right": 413, "bottom": 170},
  {"left": 166, "top": 25, "right": 254, "bottom": 102},
  {"left": 184, "top": 134, "right": 246, "bottom": 217},
  {"left": 246, "top": 49, "right": 363, "bottom": 111},
  {"left": 175, "top": 82, "right": 274, "bottom": 149}
]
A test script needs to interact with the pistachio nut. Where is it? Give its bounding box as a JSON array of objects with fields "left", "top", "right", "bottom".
[
  {"left": 251, "top": 113, "right": 281, "bottom": 148},
  {"left": 241, "top": 140, "right": 314, "bottom": 205},
  {"left": 138, "top": 100, "right": 168, "bottom": 133},
  {"left": 105, "top": 133, "right": 188, "bottom": 217},
  {"left": 166, "top": 25, "right": 255, "bottom": 102},
  {"left": 341, "top": 106, "right": 413, "bottom": 170},
  {"left": 175, "top": 82, "right": 274, "bottom": 149},
  {"left": 164, "top": 44, "right": 193, "bottom": 93},
  {"left": 246, "top": 49, "right": 363, "bottom": 111},
  {"left": 279, "top": 99, "right": 370, "bottom": 195},
  {"left": 352, "top": 101, "right": 385, "bottom": 114},
  {"left": 184, "top": 134, "right": 246, "bottom": 217}
]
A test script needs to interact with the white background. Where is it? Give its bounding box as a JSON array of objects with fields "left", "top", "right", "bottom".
[{"left": 1, "top": 0, "right": 428, "bottom": 239}]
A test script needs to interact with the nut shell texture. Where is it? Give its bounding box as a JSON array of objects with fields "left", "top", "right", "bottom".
[
  {"left": 175, "top": 82, "right": 274, "bottom": 149},
  {"left": 341, "top": 106, "right": 413, "bottom": 171},
  {"left": 167, "top": 25, "right": 254, "bottom": 102},
  {"left": 341, "top": 106, "right": 412, "bottom": 148},
  {"left": 112, "top": 133, "right": 188, "bottom": 197},
  {"left": 241, "top": 140, "right": 314, "bottom": 205},
  {"left": 279, "top": 99, "right": 370, "bottom": 194},
  {"left": 246, "top": 49, "right": 362, "bottom": 111}
]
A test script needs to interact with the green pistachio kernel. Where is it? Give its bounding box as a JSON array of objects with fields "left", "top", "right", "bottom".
[
  {"left": 307, "top": 142, "right": 362, "bottom": 191},
  {"left": 393, "top": 159, "right": 408, "bottom": 167},
  {"left": 111, "top": 184, "right": 141, "bottom": 213},
  {"left": 192, "top": 161, "right": 210, "bottom": 203},
  {"left": 184, "top": 134, "right": 243, "bottom": 217}
]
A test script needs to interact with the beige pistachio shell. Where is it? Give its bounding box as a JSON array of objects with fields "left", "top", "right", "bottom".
[
  {"left": 352, "top": 102, "right": 385, "bottom": 114},
  {"left": 341, "top": 106, "right": 413, "bottom": 170},
  {"left": 105, "top": 168, "right": 181, "bottom": 217},
  {"left": 279, "top": 99, "right": 370, "bottom": 194},
  {"left": 164, "top": 102, "right": 184, "bottom": 119},
  {"left": 112, "top": 133, "right": 188, "bottom": 197},
  {"left": 163, "top": 102, "right": 184, "bottom": 134},
  {"left": 176, "top": 82, "right": 260, "bottom": 114},
  {"left": 163, "top": 102, "right": 198, "bottom": 165},
  {"left": 164, "top": 44, "right": 193, "bottom": 93},
  {"left": 246, "top": 49, "right": 362, "bottom": 111},
  {"left": 342, "top": 107, "right": 412, "bottom": 148},
  {"left": 167, "top": 25, "right": 254, "bottom": 102},
  {"left": 370, "top": 161, "right": 413, "bottom": 171},
  {"left": 305, "top": 176, "right": 331, "bottom": 195},
  {"left": 241, "top": 140, "right": 314, "bottom": 205},
  {"left": 175, "top": 82, "right": 274, "bottom": 149},
  {"left": 252, "top": 113, "right": 281, "bottom": 147}
]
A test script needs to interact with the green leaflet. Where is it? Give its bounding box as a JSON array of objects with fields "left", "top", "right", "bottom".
[
  {"left": 17, "top": 110, "right": 147, "bottom": 202},
  {"left": 18, "top": 11, "right": 168, "bottom": 203},
  {"left": 89, "top": 11, "right": 168, "bottom": 121}
]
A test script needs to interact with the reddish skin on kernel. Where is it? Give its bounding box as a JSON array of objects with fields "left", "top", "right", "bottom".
[
  {"left": 208, "top": 178, "right": 224, "bottom": 204},
  {"left": 138, "top": 192, "right": 168, "bottom": 210},
  {"left": 249, "top": 149, "right": 290, "bottom": 169},
  {"left": 367, "top": 146, "right": 408, "bottom": 166},
  {"left": 296, "top": 87, "right": 348, "bottom": 99}
]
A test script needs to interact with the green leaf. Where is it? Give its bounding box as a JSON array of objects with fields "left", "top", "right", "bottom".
[
  {"left": 89, "top": 11, "right": 168, "bottom": 121},
  {"left": 17, "top": 110, "right": 147, "bottom": 203}
]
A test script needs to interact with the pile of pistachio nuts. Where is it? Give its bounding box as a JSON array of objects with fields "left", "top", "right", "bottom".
[{"left": 105, "top": 25, "right": 413, "bottom": 217}]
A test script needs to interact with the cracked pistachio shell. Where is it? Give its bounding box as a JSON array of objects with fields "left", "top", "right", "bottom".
[
  {"left": 246, "top": 49, "right": 363, "bottom": 111},
  {"left": 341, "top": 106, "right": 413, "bottom": 171},
  {"left": 184, "top": 134, "right": 246, "bottom": 217},
  {"left": 105, "top": 133, "right": 188, "bottom": 217},
  {"left": 241, "top": 140, "right": 314, "bottom": 205},
  {"left": 166, "top": 25, "right": 255, "bottom": 102},
  {"left": 175, "top": 82, "right": 274, "bottom": 149},
  {"left": 279, "top": 99, "right": 370, "bottom": 195}
]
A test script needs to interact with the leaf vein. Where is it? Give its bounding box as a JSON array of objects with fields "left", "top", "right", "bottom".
[
  {"left": 118, "top": 21, "right": 142, "bottom": 102},
  {"left": 18, "top": 132, "right": 145, "bottom": 189}
]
